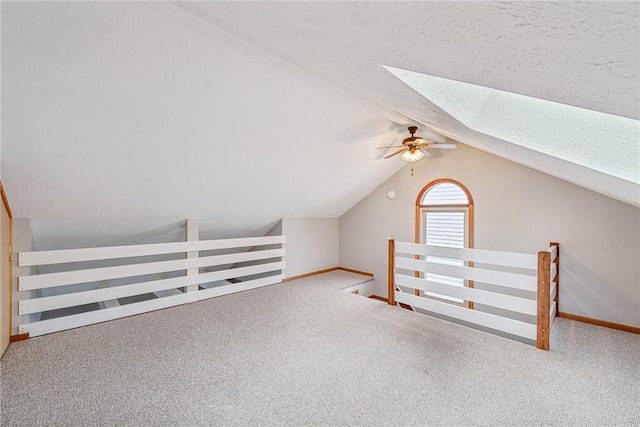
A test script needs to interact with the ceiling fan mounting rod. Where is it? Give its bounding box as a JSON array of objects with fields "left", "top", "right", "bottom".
[{"left": 408, "top": 126, "right": 418, "bottom": 137}]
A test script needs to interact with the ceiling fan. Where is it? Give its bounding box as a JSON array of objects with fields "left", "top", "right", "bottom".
[{"left": 378, "top": 126, "right": 456, "bottom": 162}]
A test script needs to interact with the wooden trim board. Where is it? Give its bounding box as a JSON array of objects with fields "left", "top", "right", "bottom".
[
  {"left": 369, "top": 295, "right": 387, "bottom": 302},
  {"left": 0, "top": 182, "right": 14, "bottom": 219},
  {"left": 415, "top": 178, "right": 475, "bottom": 309},
  {"left": 282, "top": 267, "right": 339, "bottom": 282},
  {"left": 283, "top": 267, "right": 374, "bottom": 283},
  {"left": 337, "top": 267, "right": 374, "bottom": 277},
  {"left": 0, "top": 180, "right": 12, "bottom": 357},
  {"left": 557, "top": 312, "right": 640, "bottom": 334},
  {"left": 9, "top": 333, "right": 29, "bottom": 342}
]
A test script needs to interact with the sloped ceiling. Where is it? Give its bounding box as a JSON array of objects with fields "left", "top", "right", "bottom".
[
  {"left": 172, "top": 1, "right": 639, "bottom": 206},
  {"left": 1, "top": 2, "right": 411, "bottom": 249},
  {"left": 2, "top": 1, "right": 638, "bottom": 250}
]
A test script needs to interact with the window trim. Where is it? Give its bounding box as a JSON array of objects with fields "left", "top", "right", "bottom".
[
  {"left": 414, "top": 178, "right": 474, "bottom": 248},
  {"left": 414, "top": 178, "right": 475, "bottom": 308}
]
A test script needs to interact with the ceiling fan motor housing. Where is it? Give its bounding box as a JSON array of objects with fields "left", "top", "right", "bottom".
[{"left": 402, "top": 126, "right": 420, "bottom": 145}]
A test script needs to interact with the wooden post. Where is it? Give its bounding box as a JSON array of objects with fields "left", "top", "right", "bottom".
[
  {"left": 536, "top": 250, "right": 551, "bottom": 350},
  {"left": 550, "top": 242, "right": 559, "bottom": 313},
  {"left": 388, "top": 239, "right": 395, "bottom": 306}
]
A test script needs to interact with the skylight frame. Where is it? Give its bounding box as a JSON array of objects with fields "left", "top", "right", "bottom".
[{"left": 384, "top": 65, "right": 640, "bottom": 184}]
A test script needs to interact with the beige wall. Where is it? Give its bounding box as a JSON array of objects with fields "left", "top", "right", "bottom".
[
  {"left": 283, "top": 218, "right": 339, "bottom": 278},
  {"left": 0, "top": 195, "right": 11, "bottom": 356},
  {"left": 339, "top": 143, "right": 640, "bottom": 327},
  {"left": 12, "top": 218, "right": 40, "bottom": 334}
]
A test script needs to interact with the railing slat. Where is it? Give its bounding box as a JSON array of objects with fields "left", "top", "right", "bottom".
[
  {"left": 395, "top": 274, "right": 537, "bottom": 316},
  {"left": 196, "top": 248, "right": 284, "bottom": 269},
  {"left": 19, "top": 261, "right": 284, "bottom": 315},
  {"left": 19, "top": 276, "right": 189, "bottom": 315},
  {"left": 394, "top": 242, "right": 537, "bottom": 270},
  {"left": 19, "top": 275, "right": 283, "bottom": 337},
  {"left": 196, "top": 261, "right": 284, "bottom": 284},
  {"left": 19, "top": 248, "right": 285, "bottom": 292},
  {"left": 19, "top": 258, "right": 191, "bottom": 291},
  {"left": 550, "top": 263, "right": 557, "bottom": 282},
  {"left": 394, "top": 291, "right": 536, "bottom": 340},
  {"left": 395, "top": 257, "right": 536, "bottom": 292},
  {"left": 18, "top": 236, "right": 285, "bottom": 267}
]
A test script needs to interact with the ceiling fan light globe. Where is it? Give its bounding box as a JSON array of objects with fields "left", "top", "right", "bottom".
[{"left": 401, "top": 149, "right": 425, "bottom": 162}]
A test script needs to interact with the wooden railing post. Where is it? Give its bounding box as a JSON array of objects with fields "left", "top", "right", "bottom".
[
  {"left": 388, "top": 239, "right": 395, "bottom": 306},
  {"left": 537, "top": 250, "right": 551, "bottom": 350},
  {"left": 550, "top": 242, "right": 559, "bottom": 313}
]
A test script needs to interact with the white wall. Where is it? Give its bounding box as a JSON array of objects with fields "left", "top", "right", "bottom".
[
  {"left": 282, "top": 218, "right": 339, "bottom": 278},
  {"left": 2, "top": 2, "right": 403, "bottom": 251},
  {"left": 12, "top": 218, "right": 39, "bottom": 334},
  {"left": 339, "top": 143, "right": 640, "bottom": 327}
]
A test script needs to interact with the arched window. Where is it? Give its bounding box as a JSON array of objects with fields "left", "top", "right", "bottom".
[{"left": 415, "top": 179, "right": 474, "bottom": 305}]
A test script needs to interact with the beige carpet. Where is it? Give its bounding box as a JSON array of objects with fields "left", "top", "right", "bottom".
[{"left": 1, "top": 270, "right": 639, "bottom": 426}]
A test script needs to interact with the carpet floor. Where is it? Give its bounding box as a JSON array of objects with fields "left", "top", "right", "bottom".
[{"left": 1, "top": 270, "right": 639, "bottom": 426}]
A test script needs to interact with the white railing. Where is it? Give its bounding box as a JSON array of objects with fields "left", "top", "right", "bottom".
[
  {"left": 17, "top": 235, "right": 285, "bottom": 337},
  {"left": 387, "top": 240, "right": 559, "bottom": 350}
]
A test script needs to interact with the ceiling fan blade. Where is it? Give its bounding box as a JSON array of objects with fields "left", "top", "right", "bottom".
[
  {"left": 376, "top": 145, "right": 404, "bottom": 149},
  {"left": 426, "top": 143, "right": 457, "bottom": 149},
  {"left": 419, "top": 148, "right": 433, "bottom": 157},
  {"left": 384, "top": 147, "right": 408, "bottom": 159}
]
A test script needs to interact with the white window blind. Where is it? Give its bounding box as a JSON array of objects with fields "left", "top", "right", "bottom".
[
  {"left": 421, "top": 182, "right": 470, "bottom": 304},
  {"left": 425, "top": 211, "right": 465, "bottom": 248},
  {"left": 424, "top": 211, "right": 466, "bottom": 303}
]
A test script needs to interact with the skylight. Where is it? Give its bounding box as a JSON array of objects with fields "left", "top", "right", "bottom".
[{"left": 384, "top": 66, "right": 640, "bottom": 184}]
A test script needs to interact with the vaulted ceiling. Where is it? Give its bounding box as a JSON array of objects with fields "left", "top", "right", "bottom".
[{"left": 2, "top": 2, "right": 638, "bottom": 249}]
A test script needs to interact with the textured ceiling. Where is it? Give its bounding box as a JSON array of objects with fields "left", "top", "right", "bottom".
[
  {"left": 1, "top": 2, "right": 408, "bottom": 249},
  {"left": 176, "top": 1, "right": 639, "bottom": 206},
  {"left": 1, "top": 1, "right": 638, "bottom": 250},
  {"left": 192, "top": 1, "right": 639, "bottom": 120}
]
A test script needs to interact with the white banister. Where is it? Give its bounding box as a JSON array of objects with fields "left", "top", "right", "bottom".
[
  {"left": 19, "top": 261, "right": 284, "bottom": 316},
  {"left": 394, "top": 242, "right": 538, "bottom": 270},
  {"left": 395, "top": 292, "right": 537, "bottom": 340},
  {"left": 196, "top": 248, "right": 284, "bottom": 269},
  {"left": 395, "top": 274, "right": 537, "bottom": 316},
  {"left": 20, "top": 275, "right": 189, "bottom": 315},
  {"left": 18, "top": 248, "right": 286, "bottom": 292},
  {"left": 390, "top": 240, "right": 559, "bottom": 350},
  {"left": 20, "top": 275, "right": 283, "bottom": 337},
  {"left": 18, "top": 235, "right": 285, "bottom": 267},
  {"left": 16, "top": 231, "right": 286, "bottom": 337},
  {"left": 18, "top": 258, "right": 192, "bottom": 291},
  {"left": 395, "top": 257, "right": 537, "bottom": 292}
]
